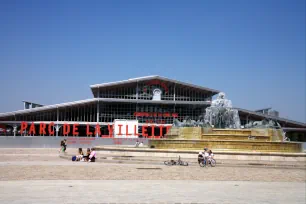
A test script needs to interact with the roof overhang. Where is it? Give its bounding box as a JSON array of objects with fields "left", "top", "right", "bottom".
[
  {"left": 0, "top": 98, "right": 98, "bottom": 118},
  {"left": 90, "top": 75, "right": 220, "bottom": 96},
  {"left": 237, "top": 107, "right": 306, "bottom": 128}
]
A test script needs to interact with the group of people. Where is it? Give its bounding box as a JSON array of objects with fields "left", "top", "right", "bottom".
[
  {"left": 198, "top": 147, "right": 214, "bottom": 165},
  {"left": 58, "top": 139, "right": 96, "bottom": 162},
  {"left": 74, "top": 147, "right": 96, "bottom": 162},
  {"left": 135, "top": 140, "right": 144, "bottom": 147}
]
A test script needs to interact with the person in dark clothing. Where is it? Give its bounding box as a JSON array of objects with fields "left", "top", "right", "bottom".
[
  {"left": 62, "top": 139, "right": 67, "bottom": 152},
  {"left": 59, "top": 140, "right": 64, "bottom": 153}
]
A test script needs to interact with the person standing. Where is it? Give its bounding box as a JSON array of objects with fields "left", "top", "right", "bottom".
[
  {"left": 59, "top": 140, "right": 64, "bottom": 153},
  {"left": 63, "top": 139, "right": 67, "bottom": 152}
]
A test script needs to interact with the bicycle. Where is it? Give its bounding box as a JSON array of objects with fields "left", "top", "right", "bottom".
[
  {"left": 164, "top": 156, "right": 188, "bottom": 166},
  {"left": 199, "top": 157, "right": 216, "bottom": 167}
]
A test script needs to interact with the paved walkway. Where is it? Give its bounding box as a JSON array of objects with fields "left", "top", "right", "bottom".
[{"left": 0, "top": 180, "right": 305, "bottom": 204}]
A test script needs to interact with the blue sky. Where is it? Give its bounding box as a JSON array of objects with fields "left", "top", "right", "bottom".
[{"left": 0, "top": 0, "right": 305, "bottom": 122}]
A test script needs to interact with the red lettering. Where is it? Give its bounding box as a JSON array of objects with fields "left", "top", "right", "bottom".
[
  {"left": 108, "top": 124, "right": 113, "bottom": 138},
  {"left": 63, "top": 124, "right": 70, "bottom": 136},
  {"left": 166, "top": 125, "right": 172, "bottom": 134},
  {"left": 72, "top": 124, "right": 79, "bottom": 136},
  {"left": 126, "top": 125, "right": 131, "bottom": 136},
  {"left": 151, "top": 125, "right": 155, "bottom": 138},
  {"left": 118, "top": 124, "right": 123, "bottom": 135},
  {"left": 39, "top": 123, "right": 46, "bottom": 135},
  {"left": 134, "top": 112, "right": 178, "bottom": 118},
  {"left": 94, "top": 124, "right": 101, "bottom": 136},
  {"left": 142, "top": 125, "right": 148, "bottom": 137},
  {"left": 48, "top": 122, "right": 54, "bottom": 135},
  {"left": 172, "top": 113, "right": 178, "bottom": 118},
  {"left": 28, "top": 122, "right": 36, "bottom": 135},
  {"left": 134, "top": 125, "right": 139, "bottom": 136},
  {"left": 86, "top": 124, "right": 93, "bottom": 136},
  {"left": 159, "top": 125, "right": 163, "bottom": 137},
  {"left": 163, "top": 113, "right": 170, "bottom": 117},
  {"left": 20, "top": 122, "right": 28, "bottom": 134}
]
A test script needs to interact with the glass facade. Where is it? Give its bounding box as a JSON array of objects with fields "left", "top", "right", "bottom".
[{"left": 96, "top": 80, "right": 213, "bottom": 102}]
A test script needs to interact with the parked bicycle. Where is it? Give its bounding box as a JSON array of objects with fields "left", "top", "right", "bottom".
[{"left": 164, "top": 156, "right": 188, "bottom": 166}]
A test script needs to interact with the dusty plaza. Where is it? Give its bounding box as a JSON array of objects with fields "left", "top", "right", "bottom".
[{"left": 0, "top": 148, "right": 305, "bottom": 204}]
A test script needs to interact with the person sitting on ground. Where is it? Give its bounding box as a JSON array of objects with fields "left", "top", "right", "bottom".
[
  {"left": 139, "top": 141, "right": 144, "bottom": 147},
  {"left": 88, "top": 148, "right": 96, "bottom": 162},
  {"left": 76, "top": 148, "right": 84, "bottom": 161},
  {"left": 82, "top": 148, "right": 91, "bottom": 161}
]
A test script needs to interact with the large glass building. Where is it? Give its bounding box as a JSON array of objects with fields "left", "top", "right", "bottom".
[{"left": 0, "top": 76, "right": 305, "bottom": 141}]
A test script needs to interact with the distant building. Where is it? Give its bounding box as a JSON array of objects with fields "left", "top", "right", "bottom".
[
  {"left": 0, "top": 76, "right": 305, "bottom": 139},
  {"left": 23, "top": 101, "right": 44, "bottom": 110},
  {"left": 255, "top": 108, "right": 279, "bottom": 117}
]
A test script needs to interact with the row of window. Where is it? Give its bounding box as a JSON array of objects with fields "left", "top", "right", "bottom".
[{"left": 97, "top": 84, "right": 212, "bottom": 101}]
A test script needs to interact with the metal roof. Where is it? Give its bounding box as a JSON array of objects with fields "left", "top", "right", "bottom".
[
  {"left": 0, "top": 98, "right": 211, "bottom": 118},
  {"left": 236, "top": 107, "right": 306, "bottom": 127},
  {"left": 90, "top": 75, "right": 220, "bottom": 94},
  {"left": 0, "top": 98, "right": 98, "bottom": 118}
]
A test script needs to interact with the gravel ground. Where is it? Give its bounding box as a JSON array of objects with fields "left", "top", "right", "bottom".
[
  {"left": 1, "top": 159, "right": 305, "bottom": 182},
  {"left": 0, "top": 148, "right": 305, "bottom": 182}
]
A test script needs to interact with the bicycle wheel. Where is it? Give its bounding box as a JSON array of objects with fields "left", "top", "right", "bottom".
[
  {"left": 181, "top": 161, "right": 188, "bottom": 166},
  {"left": 199, "top": 161, "right": 205, "bottom": 167},
  {"left": 210, "top": 159, "right": 216, "bottom": 167},
  {"left": 164, "top": 161, "right": 172, "bottom": 166}
]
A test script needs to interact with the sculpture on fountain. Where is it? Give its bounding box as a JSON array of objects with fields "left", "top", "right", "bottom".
[
  {"left": 173, "top": 116, "right": 211, "bottom": 128},
  {"left": 245, "top": 118, "right": 282, "bottom": 129},
  {"left": 204, "top": 92, "right": 241, "bottom": 129}
]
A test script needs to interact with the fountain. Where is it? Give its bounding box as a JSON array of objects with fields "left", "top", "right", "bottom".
[
  {"left": 204, "top": 92, "right": 241, "bottom": 129},
  {"left": 148, "top": 92, "right": 302, "bottom": 153}
]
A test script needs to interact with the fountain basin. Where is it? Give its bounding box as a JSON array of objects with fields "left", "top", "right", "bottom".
[{"left": 148, "top": 139, "right": 302, "bottom": 153}]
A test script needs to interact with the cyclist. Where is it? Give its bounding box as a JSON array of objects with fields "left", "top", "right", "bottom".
[
  {"left": 207, "top": 150, "right": 214, "bottom": 161},
  {"left": 198, "top": 147, "right": 209, "bottom": 165}
]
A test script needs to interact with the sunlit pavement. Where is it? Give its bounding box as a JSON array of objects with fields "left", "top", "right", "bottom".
[{"left": 0, "top": 180, "right": 305, "bottom": 204}]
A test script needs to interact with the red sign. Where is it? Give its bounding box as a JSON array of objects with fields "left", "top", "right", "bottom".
[
  {"left": 145, "top": 119, "right": 166, "bottom": 124},
  {"left": 19, "top": 122, "right": 172, "bottom": 138},
  {"left": 144, "top": 80, "right": 169, "bottom": 93},
  {"left": 134, "top": 112, "right": 178, "bottom": 118}
]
